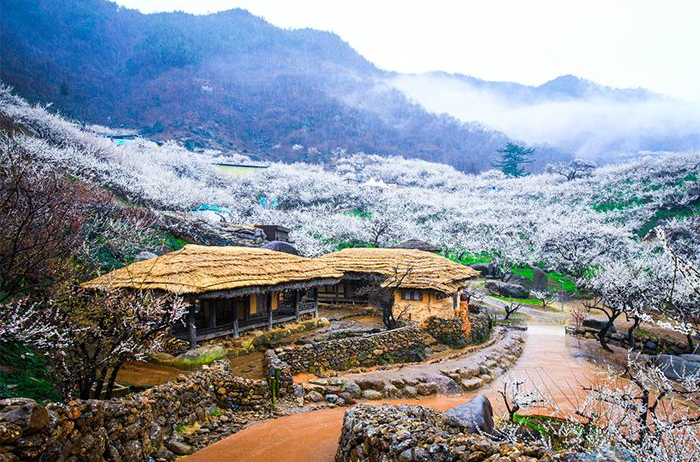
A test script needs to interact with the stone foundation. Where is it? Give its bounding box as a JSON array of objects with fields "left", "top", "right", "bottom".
[
  {"left": 0, "top": 361, "right": 270, "bottom": 462},
  {"left": 269, "top": 324, "right": 426, "bottom": 375}
]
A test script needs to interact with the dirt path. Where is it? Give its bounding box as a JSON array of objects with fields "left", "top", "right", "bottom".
[{"left": 184, "top": 311, "right": 602, "bottom": 462}]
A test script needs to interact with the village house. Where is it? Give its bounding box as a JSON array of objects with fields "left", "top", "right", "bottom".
[
  {"left": 315, "top": 248, "right": 479, "bottom": 322},
  {"left": 82, "top": 245, "right": 342, "bottom": 348}
]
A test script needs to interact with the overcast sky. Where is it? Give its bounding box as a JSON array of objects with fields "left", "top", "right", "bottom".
[{"left": 114, "top": 0, "right": 700, "bottom": 101}]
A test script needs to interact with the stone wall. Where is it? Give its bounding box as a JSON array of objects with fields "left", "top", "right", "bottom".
[
  {"left": 270, "top": 324, "right": 426, "bottom": 375},
  {"left": 336, "top": 403, "right": 555, "bottom": 462},
  {"left": 424, "top": 316, "right": 470, "bottom": 348},
  {"left": 468, "top": 310, "right": 493, "bottom": 344},
  {"left": 0, "top": 361, "right": 270, "bottom": 462}
]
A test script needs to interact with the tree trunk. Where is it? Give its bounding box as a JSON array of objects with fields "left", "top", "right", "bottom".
[
  {"left": 598, "top": 313, "right": 619, "bottom": 353},
  {"left": 105, "top": 362, "right": 123, "bottom": 400},
  {"left": 627, "top": 316, "right": 641, "bottom": 350},
  {"left": 93, "top": 367, "right": 108, "bottom": 399}
]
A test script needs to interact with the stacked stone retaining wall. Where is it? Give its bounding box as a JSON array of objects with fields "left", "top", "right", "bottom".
[
  {"left": 269, "top": 324, "right": 426, "bottom": 375},
  {"left": 336, "top": 403, "right": 556, "bottom": 462},
  {"left": 0, "top": 361, "right": 269, "bottom": 462}
]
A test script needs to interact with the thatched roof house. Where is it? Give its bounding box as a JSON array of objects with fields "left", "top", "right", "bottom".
[
  {"left": 315, "top": 248, "right": 479, "bottom": 322},
  {"left": 391, "top": 239, "right": 441, "bottom": 253},
  {"left": 316, "top": 248, "right": 478, "bottom": 294},
  {"left": 82, "top": 245, "right": 340, "bottom": 296},
  {"left": 82, "top": 245, "right": 342, "bottom": 347}
]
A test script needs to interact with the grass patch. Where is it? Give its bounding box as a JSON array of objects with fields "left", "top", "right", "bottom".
[
  {"left": 491, "top": 295, "right": 541, "bottom": 306},
  {"left": 172, "top": 347, "right": 226, "bottom": 370},
  {"left": 0, "top": 342, "right": 60, "bottom": 403}
]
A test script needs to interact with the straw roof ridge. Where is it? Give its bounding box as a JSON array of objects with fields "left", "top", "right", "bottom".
[
  {"left": 317, "top": 247, "right": 479, "bottom": 294},
  {"left": 82, "top": 244, "right": 342, "bottom": 295}
]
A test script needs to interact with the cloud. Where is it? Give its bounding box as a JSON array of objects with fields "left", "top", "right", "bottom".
[{"left": 388, "top": 74, "right": 700, "bottom": 159}]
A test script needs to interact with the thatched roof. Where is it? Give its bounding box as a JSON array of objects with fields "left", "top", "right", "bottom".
[
  {"left": 261, "top": 241, "right": 299, "bottom": 255},
  {"left": 81, "top": 245, "right": 342, "bottom": 297},
  {"left": 391, "top": 239, "right": 441, "bottom": 253},
  {"left": 317, "top": 248, "right": 479, "bottom": 294}
]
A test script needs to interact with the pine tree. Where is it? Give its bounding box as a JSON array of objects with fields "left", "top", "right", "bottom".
[{"left": 493, "top": 143, "right": 534, "bottom": 177}]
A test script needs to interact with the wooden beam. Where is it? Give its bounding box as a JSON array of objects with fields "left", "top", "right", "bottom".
[
  {"left": 187, "top": 304, "right": 197, "bottom": 350},
  {"left": 313, "top": 287, "right": 319, "bottom": 318},
  {"left": 294, "top": 290, "right": 300, "bottom": 321},
  {"left": 267, "top": 293, "right": 273, "bottom": 329},
  {"left": 232, "top": 299, "right": 240, "bottom": 338}
]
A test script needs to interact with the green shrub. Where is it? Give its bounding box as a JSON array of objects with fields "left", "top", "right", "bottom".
[{"left": 0, "top": 342, "right": 60, "bottom": 402}]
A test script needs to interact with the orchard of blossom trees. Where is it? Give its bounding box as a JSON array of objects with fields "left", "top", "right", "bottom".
[{"left": 1, "top": 84, "right": 699, "bottom": 349}]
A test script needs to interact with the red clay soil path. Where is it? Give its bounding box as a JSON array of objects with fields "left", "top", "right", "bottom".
[{"left": 184, "top": 324, "right": 601, "bottom": 462}]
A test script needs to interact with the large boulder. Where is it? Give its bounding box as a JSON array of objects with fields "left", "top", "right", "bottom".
[
  {"left": 505, "top": 274, "right": 532, "bottom": 290},
  {"left": 442, "top": 394, "right": 494, "bottom": 434},
  {"left": 656, "top": 354, "right": 700, "bottom": 380},
  {"left": 532, "top": 267, "right": 548, "bottom": 291},
  {"left": 0, "top": 398, "right": 49, "bottom": 433},
  {"left": 173, "top": 345, "right": 226, "bottom": 369},
  {"left": 582, "top": 318, "right": 616, "bottom": 334},
  {"left": 469, "top": 263, "right": 496, "bottom": 278},
  {"left": 484, "top": 281, "right": 530, "bottom": 299}
]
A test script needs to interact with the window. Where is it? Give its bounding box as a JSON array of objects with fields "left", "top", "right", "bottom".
[{"left": 401, "top": 289, "right": 423, "bottom": 301}]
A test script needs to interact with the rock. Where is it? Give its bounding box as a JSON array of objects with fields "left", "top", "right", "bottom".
[
  {"left": 505, "top": 274, "right": 532, "bottom": 290},
  {"left": 442, "top": 394, "right": 494, "bottom": 434},
  {"left": 0, "top": 399, "right": 49, "bottom": 432},
  {"left": 469, "top": 263, "right": 496, "bottom": 278},
  {"left": 643, "top": 340, "right": 657, "bottom": 352},
  {"left": 680, "top": 354, "right": 700, "bottom": 363},
  {"left": 338, "top": 392, "right": 356, "bottom": 405},
  {"left": 166, "top": 439, "right": 193, "bottom": 456},
  {"left": 355, "top": 378, "right": 385, "bottom": 391},
  {"left": 174, "top": 346, "right": 226, "bottom": 369},
  {"left": 383, "top": 384, "right": 402, "bottom": 398},
  {"left": 416, "top": 382, "right": 437, "bottom": 396},
  {"left": 342, "top": 380, "right": 362, "bottom": 398},
  {"left": 571, "top": 447, "right": 637, "bottom": 462},
  {"left": 656, "top": 354, "right": 700, "bottom": 380},
  {"left": 134, "top": 250, "right": 158, "bottom": 261},
  {"left": 305, "top": 391, "right": 324, "bottom": 402},
  {"left": 610, "top": 333, "right": 626, "bottom": 342},
  {"left": 402, "top": 386, "right": 418, "bottom": 398},
  {"left": 325, "top": 394, "right": 339, "bottom": 404},
  {"left": 362, "top": 390, "right": 383, "bottom": 400},
  {"left": 582, "top": 318, "right": 616, "bottom": 333},
  {"left": 532, "top": 267, "right": 548, "bottom": 291},
  {"left": 484, "top": 281, "right": 529, "bottom": 299},
  {"left": 460, "top": 378, "right": 483, "bottom": 391}
]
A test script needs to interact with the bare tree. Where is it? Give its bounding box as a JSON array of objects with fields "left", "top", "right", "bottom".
[
  {"left": 0, "top": 137, "right": 110, "bottom": 301},
  {"left": 503, "top": 300, "right": 525, "bottom": 320},
  {"left": 360, "top": 265, "right": 414, "bottom": 329},
  {"left": 531, "top": 290, "right": 556, "bottom": 310}
]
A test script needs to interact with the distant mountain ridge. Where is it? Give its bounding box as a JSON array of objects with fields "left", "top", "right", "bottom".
[
  {"left": 0, "top": 0, "right": 571, "bottom": 172},
  {"left": 3, "top": 0, "right": 694, "bottom": 170}
]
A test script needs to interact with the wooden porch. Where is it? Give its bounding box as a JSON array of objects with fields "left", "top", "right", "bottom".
[{"left": 174, "top": 288, "right": 319, "bottom": 348}]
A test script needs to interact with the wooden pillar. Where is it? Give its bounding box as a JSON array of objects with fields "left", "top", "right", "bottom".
[
  {"left": 232, "top": 299, "right": 239, "bottom": 338},
  {"left": 294, "top": 290, "right": 300, "bottom": 320},
  {"left": 313, "top": 287, "right": 319, "bottom": 318},
  {"left": 452, "top": 293, "right": 459, "bottom": 310},
  {"left": 187, "top": 303, "right": 197, "bottom": 350},
  {"left": 267, "top": 293, "right": 273, "bottom": 329}
]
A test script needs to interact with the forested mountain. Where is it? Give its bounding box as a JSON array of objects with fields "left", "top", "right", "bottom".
[{"left": 1, "top": 0, "right": 569, "bottom": 172}]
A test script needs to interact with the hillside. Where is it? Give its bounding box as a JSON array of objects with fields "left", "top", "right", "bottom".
[
  {"left": 0, "top": 0, "right": 570, "bottom": 173},
  {"left": 2, "top": 86, "right": 698, "bottom": 265}
]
